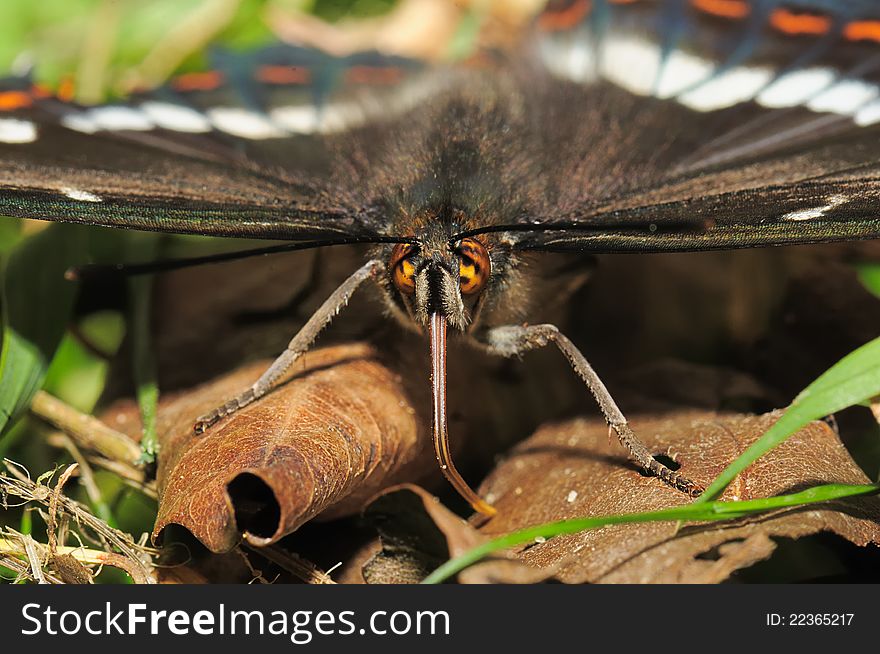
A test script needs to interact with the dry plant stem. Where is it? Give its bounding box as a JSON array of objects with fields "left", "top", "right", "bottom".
[
  {"left": 1, "top": 548, "right": 64, "bottom": 584},
  {"left": 0, "top": 461, "right": 156, "bottom": 583},
  {"left": 59, "top": 436, "right": 116, "bottom": 510},
  {"left": 0, "top": 536, "right": 148, "bottom": 584},
  {"left": 0, "top": 552, "right": 26, "bottom": 577},
  {"left": 194, "top": 259, "right": 383, "bottom": 432},
  {"left": 248, "top": 544, "right": 337, "bottom": 585},
  {"left": 431, "top": 313, "right": 497, "bottom": 516},
  {"left": 235, "top": 547, "right": 274, "bottom": 584},
  {"left": 1, "top": 551, "right": 55, "bottom": 583},
  {"left": 48, "top": 464, "right": 78, "bottom": 555},
  {"left": 22, "top": 534, "right": 47, "bottom": 584},
  {"left": 483, "top": 324, "right": 703, "bottom": 497},
  {"left": 31, "top": 390, "right": 142, "bottom": 464},
  {"left": 88, "top": 455, "right": 157, "bottom": 498},
  {"left": 2, "top": 458, "right": 38, "bottom": 488},
  {"left": 44, "top": 433, "right": 156, "bottom": 497}
]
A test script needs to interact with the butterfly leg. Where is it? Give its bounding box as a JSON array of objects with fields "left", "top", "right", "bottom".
[
  {"left": 480, "top": 324, "right": 704, "bottom": 497},
  {"left": 193, "top": 258, "right": 384, "bottom": 434}
]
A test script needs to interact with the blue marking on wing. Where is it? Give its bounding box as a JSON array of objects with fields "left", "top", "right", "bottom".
[{"left": 653, "top": 0, "right": 689, "bottom": 97}]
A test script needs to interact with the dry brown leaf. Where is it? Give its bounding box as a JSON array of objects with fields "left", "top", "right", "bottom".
[
  {"left": 360, "top": 484, "right": 483, "bottom": 583},
  {"left": 333, "top": 544, "right": 381, "bottom": 584},
  {"left": 359, "top": 484, "right": 548, "bottom": 584},
  {"left": 107, "top": 344, "right": 433, "bottom": 552},
  {"left": 475, "top": 412, "right": 880, "bottom": 583}
]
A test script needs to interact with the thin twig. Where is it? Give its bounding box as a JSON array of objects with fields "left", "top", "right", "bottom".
[
  {"left": 0, "top": 552, "right": 33, "bottom": 583},
  {"left": 59, "top": 436, "right": 117, "bottom": 523},
  {"left": 21, "top": 534, "right": 47, "bottom": 584},
  {"left": 47, "top": 463, "right": 79, "bottom": 556},
  {"left": 44, "top": 433, "right": 156, "bottom": 498},
  {"left": 88, "top": 455, "right": 157, "bottom": 498},
  {"left": 30, "top": 390, "right": 141, "bottom": 465},
  {"left": 1, "top": 461, "right": 157, "bottom": 583},
  {"left": 0, "top": 536, "right": 146, "bottom": 584},
  {"left": 0, "top": 550, "right": 63, "bottom": 584},
  {"left": 235, "top": 547, "right": 275, "bottom": 585},
  {"left": 247, "top": 544, "right": 337, "bottom": 585}
]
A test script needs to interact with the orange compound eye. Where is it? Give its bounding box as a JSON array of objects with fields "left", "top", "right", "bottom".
[
  {"left": 457, "top": 237, "right": 490, "bottom": 295},
  {"left": 389, "top": 243, "right": 418, "bottom": 294}
]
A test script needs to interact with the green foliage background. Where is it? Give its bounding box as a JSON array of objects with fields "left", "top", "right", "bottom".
[{"left": 0, "top": 0, "right": 398, "bottom": 97}]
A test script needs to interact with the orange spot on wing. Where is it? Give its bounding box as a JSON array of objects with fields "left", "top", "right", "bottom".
[
  {"left": 538, "top": 0, "right": 591, "bottom": 32},
  {"left": 690, "top": 0, "right": 750, "bottom": 20},
  {"left": 171, "top": 70, "right": 225, "bottom": 92},
  {"left": 844, "top": 20, "right": 880, "bottom": 43},
  {"left": 769, "top": 8, "right": 832, "bottom": 36},
  {"left": 0, "top": 91, "right": 33, "bottom": 110},
  {"left": 256, "top": 65, "right": 311, "bottom": 85},
  {"left": 345, "top": 65, "right": 404, "bottom": 85},
  {"left": 56, "top": 77, "right": 75, "bottom": 102},
  {"left": 30, "top": 84, "right": 52, "bottom": 99}
]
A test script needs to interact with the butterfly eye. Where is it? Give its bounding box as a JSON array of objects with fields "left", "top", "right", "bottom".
[
  {"left": 457, "top": 237, "right": 490, "bottom": 295},
  {"left": 390, "top": 243, "right": 418, "bottom": 294}
]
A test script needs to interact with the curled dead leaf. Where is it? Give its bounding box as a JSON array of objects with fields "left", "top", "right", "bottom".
[
  {"left": 108, "top": 344, "right": 433, "bottom": 552},
  {"left": 474, "top": 411, "right": 880, "bottom": 583}
]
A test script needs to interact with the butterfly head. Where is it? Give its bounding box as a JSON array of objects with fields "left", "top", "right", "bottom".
[
  {"left": 386, "top": 234, "right": 491, "bottom": 332},
  {"left": 386, "top": 230, "right": 497, "bottom": 516}
]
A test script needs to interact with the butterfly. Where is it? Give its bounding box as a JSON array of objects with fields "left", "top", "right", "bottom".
[{"left": 2, "top": 0, "right": 880, "bottom": 515}]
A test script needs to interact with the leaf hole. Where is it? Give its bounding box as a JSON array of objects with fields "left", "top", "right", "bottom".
[{"left": 228, "top": 473, "right": 280, "bottom": 539}]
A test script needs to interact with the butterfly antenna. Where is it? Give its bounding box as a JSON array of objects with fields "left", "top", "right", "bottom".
[
  {"left": 65, "top": 237, "right": 416, "bottom": 281},
  {"left": 429, "top": 312, "right": 497, "bottom": 517}
]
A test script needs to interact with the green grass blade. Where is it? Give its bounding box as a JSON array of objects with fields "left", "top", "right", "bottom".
[
  {"left": 857, "top": 263, "right": 880, "bottom": 299},
  {"left": 126, "top": 234, "right": 160, "bottom": 464},
  {"left": 0, "top": 218, "right": 22, "bottom": 254},
  {"left": 0, "top": 223, "right": 89, "bottom": 435},
  {"left": 696, "top": 336, "right": 880, "bottom": 503},
  {"left": 446, "top": 6, "right": 484, "bottom": 60},
  {"left": 422, "top": 482, "right": 879, "bottom": 584},
  {"left": 0, "top": 330, "right": 47, "bottom": 434},
  {"left": 132, "top": 275, "right": 158, "bottom": 464}
]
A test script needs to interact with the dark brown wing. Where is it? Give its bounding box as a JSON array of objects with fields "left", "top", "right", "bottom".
[
  {"left": 0, "top": 45, "right": 443, "bottom": 241},
  {"left": 489, "top": 0, "right": 880, "bottom": 252}
]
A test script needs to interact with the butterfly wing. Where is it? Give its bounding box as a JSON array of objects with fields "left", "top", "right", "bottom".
[
  {"left": 506, "top": 0, "right": 880, "bottom": 252},
  {"left": 5, "top": 2, "right": 880, "bottom": 251},
  {"left": 0, "top": 45, "right": 439, "bottom": 241}
]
